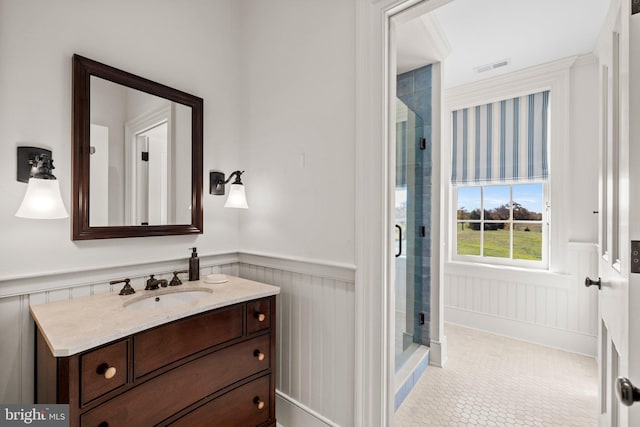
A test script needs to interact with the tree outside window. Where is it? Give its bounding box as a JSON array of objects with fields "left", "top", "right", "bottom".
[{"left": 456, "top": 183, "right": 545, "bottom": 262}]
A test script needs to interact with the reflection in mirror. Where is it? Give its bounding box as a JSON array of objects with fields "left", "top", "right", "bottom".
[
  {"left": 72, "top": 54, "right": 203, "bottom": 240},
  {"left": 89, "top": 77, "right": 192, "bottom": 227}
]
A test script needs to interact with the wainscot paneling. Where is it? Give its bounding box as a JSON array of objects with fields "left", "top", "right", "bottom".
[
  {"left": 0, "top": 254, "right": 239, "bottom": 404},
  {"left": 0, "top": 252, "right": 356, "bottom": 427},
  {"left": 238, "top": 257, "right": 355, "bottom": 427},
  {"left": 444, "top": 243, "right": 599, "bottom": 356}
]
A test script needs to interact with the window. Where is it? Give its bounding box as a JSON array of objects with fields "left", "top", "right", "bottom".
[
  {"left": 455, "top": 183, "right": 546, "bottom": 264},
  {"left": 450, "top": 90, "right": 550, "bottom": 268}
]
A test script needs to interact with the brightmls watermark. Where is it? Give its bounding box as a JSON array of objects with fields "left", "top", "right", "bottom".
[{"left": 0, "top": 405, "right": 68, "bottom": 426}]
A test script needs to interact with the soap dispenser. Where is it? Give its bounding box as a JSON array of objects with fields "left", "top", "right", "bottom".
[{"left": 189, "top": 247, "right": 200, "bottom": 281}]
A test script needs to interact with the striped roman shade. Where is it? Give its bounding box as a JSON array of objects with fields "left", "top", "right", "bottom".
[{"left": 451, "top": 90, "right": 550, "bottom": 185}]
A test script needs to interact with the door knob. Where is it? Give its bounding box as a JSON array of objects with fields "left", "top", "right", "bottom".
[
  {"left": 617, "top": 377, "right": 640, "bottom": 406},
  {"left": 584, "top": 276, "right": 601, "bottom": 290}
]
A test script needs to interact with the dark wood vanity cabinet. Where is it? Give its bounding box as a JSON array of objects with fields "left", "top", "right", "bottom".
[{"left": 35, "top": 296, "right": 276, "bottom": 427}]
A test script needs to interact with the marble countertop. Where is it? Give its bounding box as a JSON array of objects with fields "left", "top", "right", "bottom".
[{"left": 30, "top": 275, "right": 280, "bottom": 357}]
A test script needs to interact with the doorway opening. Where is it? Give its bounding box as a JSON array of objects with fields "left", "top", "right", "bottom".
[{"left": 390, "top": 0, "right": 608, "bottom": 422}]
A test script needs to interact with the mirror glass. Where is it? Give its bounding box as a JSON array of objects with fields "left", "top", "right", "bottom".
[
  {"left": 72, "top": 55, "right": 203, "bottom": 240},
  {"left": 89, "top": 77, "right": 192, "bottom": 226}
]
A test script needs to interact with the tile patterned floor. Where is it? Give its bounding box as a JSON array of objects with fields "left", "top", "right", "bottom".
[{"left": 395, "top": 324, "right": 598, "bottom": 426}]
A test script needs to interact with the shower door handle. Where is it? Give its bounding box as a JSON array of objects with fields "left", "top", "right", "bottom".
[{"left": 395, "top": 224, "right": 402, "bottom": 258}]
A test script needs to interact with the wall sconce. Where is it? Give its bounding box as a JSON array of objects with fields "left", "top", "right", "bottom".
[
  {"left": 15, "top": 146, "right": 69, "bottom": 219},
  {"left": 209, "top": 170, "right": 248, "bottom": 209}
]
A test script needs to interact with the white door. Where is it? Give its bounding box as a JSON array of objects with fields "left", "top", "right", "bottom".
[
  {"left": 135, "top": 134, "right": 149, "bottom": 226},
  {"left": 89, "top": 124, "right": 109, "bottom": 226},
  {"left": 596, "top": 0, "right": 636, "bottom": 425}
]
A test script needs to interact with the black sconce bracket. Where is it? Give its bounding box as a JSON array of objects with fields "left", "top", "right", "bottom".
[
  {"left": 17, "top": 146, "right": 54, "bottom": 183},
  {"left": 210, "top": 170, "right": 244, "bottom": 195}
]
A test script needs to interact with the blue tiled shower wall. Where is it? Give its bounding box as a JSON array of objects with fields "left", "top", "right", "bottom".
[{"left": 397, "top": 65, "right": 432, "bottom": 346}]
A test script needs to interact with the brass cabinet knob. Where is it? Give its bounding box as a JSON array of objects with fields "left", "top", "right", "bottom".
[
  {"left": 97, "top": 363, "right": 117, "bottom": 379},
  {"left": 253, "top": 349, "right": 265, "bottom": 361},
  {"left": 104, "top": 366, "right": 117, "bottom": 379},
  {"left": 253, "top": 396, "right": 265, "bottom": 410},
  {"left": 255, "top": 312, "right": 266, "bottom": 322}
]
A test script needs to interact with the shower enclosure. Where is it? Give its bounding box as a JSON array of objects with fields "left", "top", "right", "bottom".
[{"left": 395, "top": 65, "right": 432, "bottom": 371}]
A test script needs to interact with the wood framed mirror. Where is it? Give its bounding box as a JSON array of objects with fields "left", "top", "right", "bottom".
[{"left": 72, "top": 54, "right": 203, "bottom": 240}]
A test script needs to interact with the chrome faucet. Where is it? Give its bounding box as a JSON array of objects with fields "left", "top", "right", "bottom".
[{"left": 145, "top": 275, "right": 168, "bottom": 290}]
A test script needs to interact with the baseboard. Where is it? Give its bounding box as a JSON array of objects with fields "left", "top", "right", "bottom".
[
  {"left": 446, "top": 307, "right": 596, "bottom": 356},
  {"left": 276, "top": 391, "right": 340, "bottom": 427},
  {"left": 429, "top": 336, "right": 447, "bottom": 367}
]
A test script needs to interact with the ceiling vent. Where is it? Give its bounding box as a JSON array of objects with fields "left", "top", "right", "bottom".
[{"left": 474, "top": 58, "right": 511, "bottom": 74}]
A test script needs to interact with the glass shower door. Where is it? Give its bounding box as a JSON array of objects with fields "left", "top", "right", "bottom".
[
  {"left": 395, "top": 98, "right": 417, "bottom": 370},
  {"left": 394, "top": 64, "right": 433, "bottom": 372}
]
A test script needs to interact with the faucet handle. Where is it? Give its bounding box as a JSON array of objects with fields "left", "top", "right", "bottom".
[
  {"left": 110, "top": 278, "right": 135, "bottom": 295},
  {"left": 170, "top": 270, "right": 188, "bottom": 286},
  {"left": 145, "top": 274, "right": 160, "bottom": 291}
]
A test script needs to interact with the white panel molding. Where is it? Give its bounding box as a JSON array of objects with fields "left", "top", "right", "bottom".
[
  {"left": 238, "top": 252, "right": 355, "bottom": 283},
  {"left": 238, "top": 262, "right": 355, "bottom": 427},
  {"left": 0, "top": 252, "right": 240, "bottom": 298},
  {"left": 355, "top": 0, "right": 390, "bottom": 424},
  {"left": 0, "top": 252, "right": 356, "bottom": 299},
  {"left": 445, "top": 262, "right": 571, "bottom": 289},
  {"left": 567, "top": 241, "right": 599, "bottom": 251},
  {"left": 444, "top": 244, "right": 599, "bottom": 356}
]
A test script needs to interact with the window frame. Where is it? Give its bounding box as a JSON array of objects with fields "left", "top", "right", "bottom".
[{"left": 452, "top": 182, "right": 550, "bottom": 269}]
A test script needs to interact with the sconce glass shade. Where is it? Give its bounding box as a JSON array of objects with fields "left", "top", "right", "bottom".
[
  {"left": 15, "top": 178, "right": 69, "bottom": 219},
  {"left": 224, "top": 184, "right": 248, "bottom": 209}
]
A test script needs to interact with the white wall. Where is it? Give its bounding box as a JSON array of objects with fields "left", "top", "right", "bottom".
[
  {"left": 0, "top": 3, "right": 359, "bottom": 426},
  {"left": 237, "top": 0, "right": 356, "bottom": 265},
  {"left": 236, "top": 5, "right": 358, "bottom": 423},
  {"left": 0, "top": 0, "right": 242, "bottom": 279}
]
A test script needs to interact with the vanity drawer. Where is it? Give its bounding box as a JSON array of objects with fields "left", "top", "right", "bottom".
[
  {"left": 80, "top": 339, "right": 129, "bottom": 405},
  {"left": 247, "top": 298, "right": 271, "bottom": 334},
  {"left": 169, "top": 375, "right": 272, "bottom": 427},
  {"left": 81, "top": 334, "right": 271, "bottom": 427},
  {"left": 134, "top": 304, "right": 243, "bottom": 377}
]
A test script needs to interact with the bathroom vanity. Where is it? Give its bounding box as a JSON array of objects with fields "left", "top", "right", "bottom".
[{"left": 31, "top": 276, "right": 279, "bottom": 427}]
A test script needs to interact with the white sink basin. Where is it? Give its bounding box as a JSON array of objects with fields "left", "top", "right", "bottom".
[{"left": 123, "top": 288, "right": 213, "bottom": 310}]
